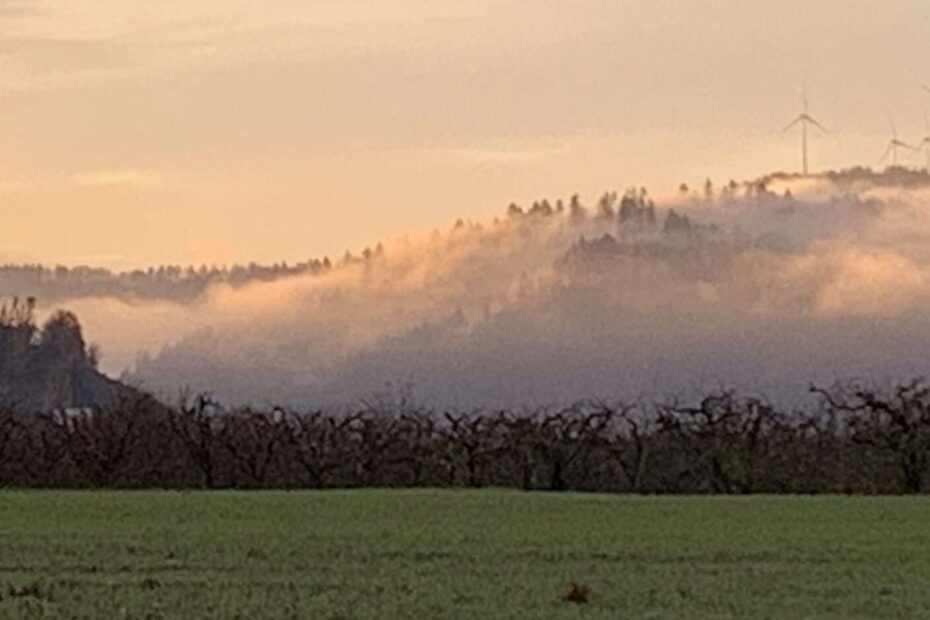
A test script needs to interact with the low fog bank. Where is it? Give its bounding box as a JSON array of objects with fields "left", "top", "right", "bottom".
[{"left": 63, "top": 168, "right": 930, "bottom": 407}]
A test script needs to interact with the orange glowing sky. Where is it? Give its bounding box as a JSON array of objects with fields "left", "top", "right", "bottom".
[{"left": 1, "top": 0, "right": 929, "bottom": 269}]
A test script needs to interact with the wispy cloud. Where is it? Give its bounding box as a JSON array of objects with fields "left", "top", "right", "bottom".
[
  {"left": 70, "top": 168, "right": 165, "bottom": 189},
  {"left": 439, "top": 145, "right": 571, "bottom": 166},
  {"left": 0, "top": 0, "right": 34, "bottom": 16},
  {"left": 0, "top": 1, "right": 486, "bottom": 92}
]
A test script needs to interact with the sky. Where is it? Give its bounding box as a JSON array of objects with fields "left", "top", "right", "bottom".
[{"left": 1, "top": 0, "right": 929, "bottom": 269}]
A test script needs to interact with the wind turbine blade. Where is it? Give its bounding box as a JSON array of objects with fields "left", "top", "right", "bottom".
[
  {"left": 889, "top": 114, "right": 899, "bottom": 138},
  {"left": 806, "top": 116, "right": 828, "bottom": 133},
  {"left": 783, "top": 116, "right": 803, "bottom": 132},
  {"left": 923, "top": 84, "right": 930, "bottom": 95},
  {"left": 880, "top": 143, "right": 893, "bottom": 164},
  {"left": 802, "top": 84, "right": 809, "bottom": 113}
]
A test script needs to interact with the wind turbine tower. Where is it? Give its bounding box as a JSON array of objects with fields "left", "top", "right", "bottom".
[
  {"left": 880, "top": 116, "right": 915, "bottom": 167},
  {"left": 918, "top": 111, "right": 930, "bottom": 171},
  {"left": 783, "top": 88, "right": 826, "bottom": 176},
  {"left": 921, "top": 86, "right": 930, "bottom": 170}
]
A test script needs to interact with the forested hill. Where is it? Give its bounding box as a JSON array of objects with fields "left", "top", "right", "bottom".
[
  {"left": 0, "top": 298, "right": 126, "bottom": 412},
  {"left": 2, "top": 166, "right": 928, "bottom": 307}
]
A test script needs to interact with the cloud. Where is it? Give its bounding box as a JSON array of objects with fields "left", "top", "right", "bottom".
[
  {"left": 70, "top": 169, "right": 165, "bottom": 189},
  {"left": 776, "top": 243, "right": 927, "bottom": 317},
  {"left": 0, "top": 1, "right": 491, "bottom": 92},
  {"left": 437, "top": 145, "right": 571, "bottom": 166},
  {"left": 0, "top": 36, "right": 136, "bottom": 91},
  {"left": 0, "top": 0, "right": 34, "bottom": 17}
]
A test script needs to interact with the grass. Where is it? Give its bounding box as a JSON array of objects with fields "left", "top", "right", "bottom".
[{"left": 0, "top": 490, "right": 929, "bottom": 619}]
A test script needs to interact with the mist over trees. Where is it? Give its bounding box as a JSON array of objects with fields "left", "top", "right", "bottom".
[
  {"left": 3, "top": 168, "right": 930, "bottom": 491},
  {"left": 5, "top": 167, "right": 930, "bottom": 407},
  {"left": 0, "top": 258, "right": 333, "bottom": 305},
  {"left": 109, "top": 168, "right": 930, "bottom": 407}
]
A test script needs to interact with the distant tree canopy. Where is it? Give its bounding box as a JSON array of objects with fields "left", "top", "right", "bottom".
[
  {"left": 1, "top": 300, "right": 85, "bottom": 356},
  {"left": 3, "top": 167, "right": 851, "bottom": 309},
  {"left": 0, "top": 297, "right": 38, "bottom": 372},
  {"left": 0, "top": 258, "right": 334, "bottom": 305},
  {"left": 0, "top": 296, "right": 35, "bottom": 327},
  {"left": 39, "top": 311, "right": 87, "bottom": 362},
  {"left": 0, "top": 298, "right": 121, "bottom": 412}
]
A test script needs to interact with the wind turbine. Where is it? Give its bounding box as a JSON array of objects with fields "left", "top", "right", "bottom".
[
  {"left": 880, "top": 115, "right": 915, "bottom": 167},
  {"left": 783, "top": 88, "right": 826, "bottom": 175}
]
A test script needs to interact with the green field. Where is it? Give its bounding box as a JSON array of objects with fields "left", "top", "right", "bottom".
[{"left": 1, "top": 491, "right": 929, "bottom": 619}]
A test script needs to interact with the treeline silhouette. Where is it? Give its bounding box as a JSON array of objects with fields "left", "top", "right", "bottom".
[
  {"left": 3, "top": 166, "right": 926, "bottom": 307},
  {"left": 0, "top": 259, "right": 334, "bottom": 304},
  {"left": 0, "top": 187, "right": 707, "bottom": 305},
  {"left": 2, "top": 383, "right": 930, "bottom": 493},
  {"left": 0, "top": 298, "right": 124, "bottom": 412},
  {"left": 0, "top": 176, "right": 801, "bottom": 306}
]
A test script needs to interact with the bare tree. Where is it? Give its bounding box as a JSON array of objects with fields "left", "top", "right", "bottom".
[
  {"left": 286, "top": 411, "right": 355, "bottom": 488},
  {"left": 169, "top": 394, "right": 225, "bottom": 489},
  {"left": 441, "top": 411, "right": 507, "bottom": 487},
  {"left": 221, "top": 407, "right": 289, "bottom": 487},
  {"left": 603, "top": 402, "right": 653, "bottom": 492},
  {"left": 813, "top": 381, "right": 930, "bottom": 493}
]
